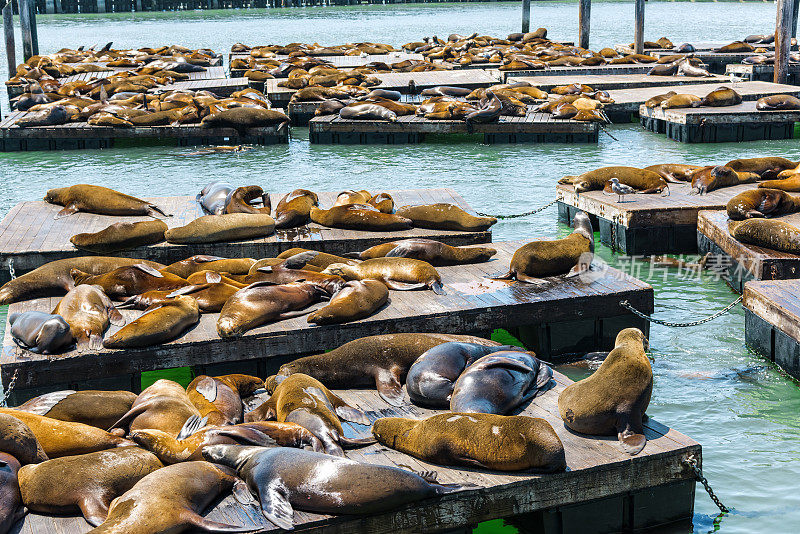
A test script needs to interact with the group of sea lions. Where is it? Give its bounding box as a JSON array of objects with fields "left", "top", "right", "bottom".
[{"left": 643, "top": 86, "right": 743, "bottom": 110}]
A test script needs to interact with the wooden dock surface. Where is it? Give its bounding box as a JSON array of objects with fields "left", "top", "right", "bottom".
[
  {"left": 13, "top": 372, "right": 700, "bottom": 534},
  {"left": 0, "top": 188, "right": 489, "bottom": 274},
  {"left": 501, "top": 64, "right": 657, "bottom": 82},
  {"left": 150, "top": 77, "right": 251, "bottom": 96},
  {"left": 0, "top": 241, "right": 653, "bottom": 392},
  {"left": 511, "top": 73, "right": 728, "bottom": 92},
  {"left": 743, "top": 278, "right": 800, "bottom": 378}
]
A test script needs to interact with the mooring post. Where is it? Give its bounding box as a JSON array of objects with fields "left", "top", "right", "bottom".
[
  {"left": 521, "top": 0, "right": 530, "bottom": 34},
  {"left": 19, "top": 0, "right": 39, "bottom": 61},
  {"left": 578, "top": 0, "right": 590, "bottom": 50},
  {"left": 792, "top": 0, "right": 799, "bottom": 39},
  {"left": 634, "top": 0, "right": 645, "bottom": 54},
  {"left": 2, "top": 1, "right": 15, "bottom": 77},
  {"left": 776, "top": 0, "right": 794, "bottom": 84}
]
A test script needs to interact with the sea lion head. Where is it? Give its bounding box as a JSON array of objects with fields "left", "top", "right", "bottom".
[
  {"left": 615, "top": 327, "right": 648, "bottom": 351},
  {"left": 574, "top": 181, "right": 593, "bottom": 194},
  {"left": 201, "top": 443, "right": 261, "bottom": 471},
  {"left": 571, "top": 211, "right": 595, "bottom": 252},
  {"left": 370, "top": 417, "right": 412, "bottom": 448},
  {"left": 43, "top": 186, "right": 69, "bottom": 204},
  {"left": 264, "top": 374, "right": 286, "bottom": 394}
]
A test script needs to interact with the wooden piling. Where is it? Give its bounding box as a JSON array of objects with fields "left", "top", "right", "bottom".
[
  {"left": 775, "top": 0, "right": 794, "bottom": 84},
  {"left": 18, "top": 0, "right": 38, "bottom": 61},
  {"left": 634, "top": 0, "right": 645, "bottom": 55},
  {"left": 578, "top": 0, "right": 590, "bottom": 50},
  {"left": 521, "top": 0, "right": 530, "bottom": 34},
  {"left": 2, "top": 2, "right": 14, "bottom": 79},
  {"left": 793, "top": 0, "right": 800, "bottom": 39}
]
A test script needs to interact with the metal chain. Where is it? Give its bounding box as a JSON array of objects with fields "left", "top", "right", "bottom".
[
  {"left": 684, "top": 456, "right": 729, "bottom": 513},
  {"left": 620, "top": 296, "right": 742, "bottom": 327},
  {"left": 6, "top": 258, "right": 15, "bottom": 280},
  {"left": 0, "top": 369, "right": 19, "bottom": 407},
  {"left": 476, "top": 198, "right": 557, "bottom": 219}
]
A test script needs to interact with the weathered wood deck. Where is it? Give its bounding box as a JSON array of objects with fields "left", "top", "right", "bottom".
[
  {"left": 501, "top": 64, "right": 658, "bottom": 82},
  {"left": 229, "top": 51, "right": 425, "bottom": 67},
  {"left": 0, "top": 240, "right": 653, "bottom": 397},
  {"left": 614, "top": 41, "right": 783, "bottom": 55},
  {"left": 510, "top": 73, "right": 728, "bottom": 92},
  {"left": 557, "top": 182, "right": 757, "bottom": 255},
  {"left": 639, "top": 100, "right": 800, "bottom": 143},
  {"left": 11, "top": 372, "right": 699, "bottom": 534},
  {"left": 743, "top": 278, "right": 800, "bottom": 379},
  {"left": 727, "top": 62, "right": 800, "bottom": 83},
  {"left": 0, "top": 188, "right": 489, "bottom": 277},
  {"left": 149, "top": 77, "right": 251, "bottom": 97}
]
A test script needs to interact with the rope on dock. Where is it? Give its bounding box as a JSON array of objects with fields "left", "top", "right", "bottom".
[
  {"left": 476, "top": 198, "right": 557, "bottom": 219},
  {"left": 684, "top": 456, "right": 730, "bottom": 514},
  {"left": 619, "top": 296, "right": 743, "bottom": 327}
]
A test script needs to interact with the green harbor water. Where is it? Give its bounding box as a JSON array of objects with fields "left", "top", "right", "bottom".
[{"left": 1, "top": 2, "right": 800, "bottom": 532}]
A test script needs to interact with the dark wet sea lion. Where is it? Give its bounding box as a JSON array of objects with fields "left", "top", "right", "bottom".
[
  {"left": 559, "top": 166, "right": 668, "bottom": 194},
  {"left": 161, "top": 255, "right": 256, "bottom": 278},
  {"left": 225, "top": 185, "right": 271, "bottom": 215},
  {"left": 201, "top": 106, "right": 289, "bottom": 135},
  {"left": 15, "top": 105, "right": 68, "bottom": 127},
  {"left": 314, "top": 98, "right": 348, "bottom": 116},
  {"left": 71, "top": 263, "right": 188, "bottom": 299},
  {"left": 690, "top": 165, "right": 759, "bottom": 195},
  {"left": 203, "top": 445, "right": 471, "bottom": 530},
  {"left": 558, "top": 328, "right": 651, "bottom": 455},
  {"left": 52, "top": 285, "right": 124, "bottom": 351},
  {"left": 465, "top": 93, "right": 502, "bottom": 130},
  {"left": 395, "top": 203, "right": 496, "bottom": 231},
  {"left": 310, "top": 204, "right": 412, "bottom": 231},
  {"left": 120, "top": 282, "right": 238, "bottom": 313},
  {"left": 274, "top": 189, "right": 319, "bottom": 229},
  {"left": 276, "top": 333, "right": 500, "bottom": 406},
  {"left": 420, "top": 86, "right": 472, "bottom": 97},
  {"left": 756, "top": 94, "right": 800, "bottom": 111},
  {"left": 17, "top": 448, "right": 163, "bottom": 526},
  {"left": 0, "top": 453, "right": 24, "bottom": 534},
  {"left": 724, "top": 157, "right": 798, "bottom": 177},
  {"left": 728, "top": 219, "right": 800, "bottom": 253},
  {"left": 244, "top": 373, "right": 372, "bottom": 456},
  {"left": 186, "top": 374, "right": 263, "bottom": 426},
  {"left": 340, "top": 102, "right": 398, "bottom": 121},
  {"left": 103, "top": 296, "right": 199, "bottom": 349},
  {"left": 758, "top": 174, "right": 800, "bottom": 192},
  {"left": 165, "top": 213, "right": 276, "bottom": 244},
  {"left": 644, "top": 163, "right": 704, "bottom": 183},
  {"left": 647, "top": 62, "right": 679, "bottom": 76},
  {"left": 274, "top": 247, "right": 356, "bottom": 269},
  {"left": 196, "top": 181, "right": 233, "bottom": 215},
  {"left": 373, "top": 413, "right": 566, "bottom": 472},
  {"left": 44, "top": 184, "right": 169, "bottom": 219},
  {"left": 324, "top": 257, "right": 444, "bottom": 294},
  {"left": 726, "top": 189, "right": 800, "bottom": 220},
  {"left": 0, "top": 413, "right": 47, "bottom": 465},
  {"left": 0, "top": 408, "right": 132, "bottom": 458},
  {"left": 350, "top": 239, "right": 496, "bottom": 265},
  {"left": 306, "top": 279, "right": 388, "bottom": 325},
  {"left": 109, "top": 379, "right": 201, "bottom": 438},
  {"left": 70, "top": 220, "right": 168, "bottom": 253},
  {"left": 8, "top": 311, "right": 73, "bottom": 354},
  {"left": 698, "top": 87, "right": 742, "bottom": 107},
  {"left": 87, "top": 461, "right": 252, "bottom": 534},
  {"left": 16, "top": 390, "right": 137, "bottom": 430},
  {"left": 366, "top": 88, "right": 401, "bottom": 100}
]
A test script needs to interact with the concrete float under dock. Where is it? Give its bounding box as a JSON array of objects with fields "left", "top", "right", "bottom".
[{"left": 744, "top": 279, "right": 800, "bottom": 379}]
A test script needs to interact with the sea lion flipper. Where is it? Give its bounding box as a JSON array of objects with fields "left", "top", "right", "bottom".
[
  {"left": 55, "top": 204, "right": 80, "bottom": 219},
  {"left": 383, "top": 280, "right": 426, "bottom": 291},
  {"left": 107, "top": 305, "right": 125, "bottom": 326},
  {"left": 489, "top": 270, "right": 514, "bottom": 280},
  {"left": 214, "top": 427, "right": 277, "bottom": 447},
  {"left": 515, "top": 273, "right": 547, "bottom": 285},
  {"left": 16, "top": 389, "right": 75, "bottom": 416},
  {"left": 195, "top": 376, "right": 218, "bottom": 402},
  {"left": 133, "top": 263, "right": 164, "bottom": 278},
  {"left": 281, "top": 250, "right": 319, "bottom": 269},
  {"left": 616, "top": 414, "right": 647, "bottom": 456},
  {"left": 338, "top": 435, "right": 377, "bottom": 448},
  {"left": 384, "top": 244, "right": 413, "bottom": 258},
  {"left": 232, "top": 479, "right": 258, "bottom": 506},
  {"left": 181, "top": 510, "right": 256, "bottom": 533},
  {"left": 147, "top": 204, "right": 172, "bottom": 218},
  {"left": 534, "top": 361, "right": 554, "bottom": 391},
  {"left": 167, "top": 284, "right": 209, "bottom": 298},
  {"left": 177, "top": 415, "right": 208, "bottom": 440},
  {"left": 88, "top": 333, "right": 103, "bottom": 351},
  {"left": 259, "top": 481, "right": 295, "bottom": 531},
  {"left": 375, "top": 367, "right": 405, "bottom": 406},
  {"left": 477, "top": 355, "right": 534, "bottom": 374},
  {"left": 109, "top": 401, "right": 154, "bottom": 432},
  {"left": 430, "top": 281, "right": 446, "bottom": 295},
  {"left": 77, "top": 494, "right": 110, "bottom": 527},
  {"left": 333, "top": 403, "right": 371, "bottom": 426}
]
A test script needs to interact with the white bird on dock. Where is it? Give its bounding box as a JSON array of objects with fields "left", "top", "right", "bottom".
[{"left": 609, "top": 177, "right": 637, "bottom": 203}]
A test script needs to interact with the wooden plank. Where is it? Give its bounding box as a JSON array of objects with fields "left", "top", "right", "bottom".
[
  {"left": 501, "top": 63, "right": 657, "bottom": 82},
  {"left": 639, "top": 99, "right": 800, "bottom": 125},
  {"left": 512, "top": 73, "right": 729, "bottom": 92}
]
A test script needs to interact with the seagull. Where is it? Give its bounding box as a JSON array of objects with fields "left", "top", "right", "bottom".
[{"left": 609, "top": 177, "right": 637, "bottom": 203}]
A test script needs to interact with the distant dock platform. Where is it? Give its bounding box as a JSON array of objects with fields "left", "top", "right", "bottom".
[{"left": 744, "top": 278, "right": 800, "bottom": 379}]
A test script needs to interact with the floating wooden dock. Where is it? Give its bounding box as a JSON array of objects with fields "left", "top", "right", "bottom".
[
  {"left": 0, "top": 240, "right": 653, "bottom": 400},
  {"left": 510, "top": 73, "right": 728, "bottom": 92},
  {"left": 639, "top": 100, "right": 800, "bottom": 143},
  {"left": 726, "top": 62, "right": 800, "bottom": 83},
  {"left": 557, "top": 182, "right": 756, "bottom": 255},
  {"left": 501, "top": 64, "right": 658, "bottom": 82},
  {"left": 743, "top": 278, "right": 800, "bottom": 379},
  {"left": 650, "top": 51, "right": 764, "bottom": 74},
  {"left": 697, "top": 210, "right": 800, "bottom": 292},
  {"left": 150, "top": 77, "right": 250, "bottom": 97},
  {"left": 229, "top": 51, "right": 426, "bottom": 69},
  {"left": 0, "top": 188, "right": 488, "bottom": 280},
  {"left": 13, "top": 373, "right": 699, "bottom": 534}
]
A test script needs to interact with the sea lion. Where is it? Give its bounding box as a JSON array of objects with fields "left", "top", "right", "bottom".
[
  {"left": 698, "top": 87, "right": 742, "bottom": 107},
  {"left": 52, "top": 285, "right": 125, "bottom": 351},
  {"left": 70, "top": 220, "right": 168, "bottom": 253},
  {"left": 119, "top": 282, "right": 238, "bottom": 313},
  {"left": 244, "top": 373, "right": 372, "bottom": 456},
  {"left": 348, "top": 239, "right": 496, "bottom": 265},
  {"left": 202, "top": 445, "right": 470, "bottom": 530},
  {"left": 690, "top": 165, "right": 759, "bottom": 195},
  {"left": 644, "top": 163, "right": 704, "bottom": 183},
  {"left": 16, "top": 390, "right": 137, "bottom": 430},
  {"left": 677, "top": 59, "right": 714, "bottom": 77},
  {"left": 323, "top": 257, "right": 444, "bottom": 294},
  {"left": 660, "top": 93, "right": 701, "bottom": 109},
  {"left": 217, "top": 281, "right": 330, "bottom": 338},
  {"left": 186, "top": 374, "right": 264, "bottom": 426},
  {"left": 406, "top": 342, "right": 519, "bottom": 407},
  {"left": 726, "top": 188, "right": 800, "bottom": 220},
  {"left": 160, "top": 255, "right": 256, "bottom": 278},
  {"left": 647, "top": 62, "right": 678, "bottom": 76},
  {"left": 372, "top": 413, "right": 566, "bottom": 472},
  {"left": 306, "top": 279, "right": 388, "bottom": 325},
  {"left": 0, "top": 453, "right": 24, "bottom": 534},
  {"left": 558, "top": 328, "right": 651, "bottom": 455},
  {"left": 245, "top": 261, "right": 345, "bottom": 294},
  {"left": 674, "top": 43, "right": 696, "bottom": 53},
  {"left": 310, "top": 204, "right": 412, "bottom": 231},
  {"left": 165, "top": 213, "right": 276, "bottom": 244},
  {"left": 559, "top": 166, "right": 668, "bottom": 194},
  {"left": 756, "top": 94, "right": 800, "bottom": 111},
  {"left": 728, "top": 218, "right": 800, "bottom": 253},
  {"left": 44, "top": 184, "right": 169, "bottom": 219},
  {"left": 724, "top": 157, "right": 798, "bottom": 178},
  {"left": 201, "top": 107, "right": 289, "bottom": 135},
  {"left": 0, "top": 408, "right": 132, "bottom": 458},
  {"left": 334, "top": 190, "right": 372, "bottom": 206},
  {"left": 103, "top": 296, "right": 199, "bottom": 349},
  {"left": 17, "top": 447, "right": 163, "bottom": 526},
  {"left": 0, "top": 413, "right": 47, "bottom": 465},
  {"left": 109, "top": 379, "right": 202, "bottom": 438},
  {"left": 395, "top": 203, "right": 496, "bottom": 231},
  {"left": 340, "top": 103, "right": 397, "bottom": 121},
  {"left": 716, "top": 41, "right": 754, "bottom": 53},
  {"left": 196, "top": 181, "right": 233, "bottom": 215},
  {"left": 274, "top": 189, "right": 319, "bottom": 229},
  {"left": 758, "top": 175, "right": 800, "bottom": 192},
  {"left": 15, "top": 105, "right": 68, "bottom": 127},
  {"left": 494, "top": 211, "right": 594, "bottom": 282},
  {"left": 643, "top": 91, "right": 676, "bottom": 108},
  {"left": 71, "top": 263, "right": 188, "bottom": 299},
  {"left": 366, "top": 89, "right": 402, "bottom": 100},
  {"left": 276, "top": 333, "right": 500, "bottom": 406},
  {"left": 87, "top": 461, "right": 251, "bottom": 534},
  {"left": 8, "top": 311, "right": 74, "bottom": 354},
  {"left": 225, "top": 185, "right": 271, "bottom": 215},
  {"left": 368, "top": 192, "right": 394, "bottom": 213},
  {"left": 274, "top": 247, "right": 356, "bottom": 269}
]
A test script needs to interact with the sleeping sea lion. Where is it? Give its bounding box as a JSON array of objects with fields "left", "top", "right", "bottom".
[
  {"left": 109, "top": 379, "right": 202, "bottom": 438},
  {"left": 368, "top": 192, "right": 394, "bottom": 213},
  {"left": 160, "top": 255, "right": 256, "bottom": 278},
  {"left": 756, "top": 94, "right": 800, "bottom": 111},
  {"left": 70, "top": 220, "right": 168, "bottom": 254},
  {"left": 334, "top": 190, "right": 372, "bottom": 206},
  {"left": 274, "top": 189, "right": 319, "bottom": 229},
  {"left": 0, "top": 452, "right": 24, "bottom": 534},
  {"left": 644, "top": 164, "right": 703, "bottom": 183},
  {"left": 559, "top": 166, "right": 668, "bottom": 194},
  {"left": 690, "top": 165, "right": 759, "bottom": 195},
  {"left": 225, "top": 185, "right": 271, "bottom": 215},
  {"left": 103, "top": 296, "right": 200, "bottom": 349},
  {"left": 348, "top": 239, "right": 496, "bottom": 265},
  {"left": 323, "top": 257, "right": 444, "bottom": 294},
  {"left": 372, "top": 413, "right": 566, "bottom": 472},
  {"left": 201, "top": 107, "right": 289, "bottom": 135},
  {"left": 196, "top": 181, "right": 233, "bottom": 215},
  {"left": 164, "top": 213, "right": 276, "bottom": 244},
  {"left": 52, "top": 285, "right": 124, "bottom": 351},
  {"left": 660, "top": 93, "right": 701, "bottom": 109},
  {"left": 8, "top": 311, "right": 73, "bottom": 354},
  {"left": 558, "top": 328, "right": 651, "bottom": 455},
  {"left": 16, "top": 390, "right": 137, "bottom": 430},
  {"left": 644, "top": 91, "right": 676, "bottom": 108},
  {"left": 15, "top": 105, "right": 68, "bottom": 127},
  {"left": 274, "top": 247, "right": 356, "bottom": 269},
  {"left": 698, "top": 87, "right": 742, "bottom": 107},
  {"left": 310, "top": 204, "right": 412, "bottom": 231},
  {"left": 724, "top": 157, "right": 798, "bottom": 178},
  {"left": 726, "top": 188, "right": 800, "bottom": 220},
  {"left": 758, "top": 174, "right": 800, "bottom": 192},
  {"left": 395, "top": 203, "right": 496, "bottom": 231},
  {"left": 119, "top": 282, "right": 238, "bottom": 313},
  {"left": 728, "top": 219, "right": 800, "bottom": 253},
  {"left": 306, "top": 279, "right": 388, "bottom": 325},
  {"left": 716, "top": 41, "right": 754, "bottom": 53},
  {"left": 44, "top": 184, "right": 169, "bottom": 219},
  {"left": 71, "top": 263, "right": 188, "bottom": 299},
  {"left": 0, "top": 413, "right": 48, "bottom": 465},
  {"left": 340, "top": 103, "right": 397, "bottom": 122},
  {"left": 186, "top": 374, "right": 264, "bottom": 426}
]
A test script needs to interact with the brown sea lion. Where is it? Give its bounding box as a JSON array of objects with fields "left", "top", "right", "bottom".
[
  {"left": 395, "top": 203, "right": 496, "bottom": 231},
  {"left": 559, "top": 166, "right": 668, "bottom": 194},
  {"left": 0, "top": 413, "right": 48, "bottom": 465},
  {"left": 243, "top": 262, "right": 345, "bottom": 294},
  {"left": 274, "top": 189, "right": 319, "bottom": 229},
  {"left": 310, "top": 204, "right": 412, "bottom": 231},
  {"left": 690, "top": 165, "right": 759, "bottom": 195},
  {"left": 333, "top": 190, "right": 372, "bottom": 206},
  {"left": 16, "top": 390, "right": 137, "bottom": 430},
  {"left": 109, "top": 379, "right": 201, "bottom": 438},
  {"left": 558, "top": 328, "right": 651, "bottom": 455},
  {"left": 118, "top": 282, "right": 238, "bottom": 313},
  {"left": 160, "top": 255, "right": 256, "bottom": 278},
  {"left": 728, "top": 219, "right": 800, "bottom": 253},
  {"left": 224, "top": 185, "right": 271, "bottom": 215},
  {"left": 698, "top": 87, "right": 742, "bottom": 107},
  {"left": 756, "top": 94, "right": 800, "bottom": 111},
  {"left": 274, "top": 247, "right": 356, "bottom": 269},
  {"left": 306, "top": 279, "right": 388, "bottom": 325},
  {"left": 70, "top": 220, "right": 168, "bottom": 253},
  {"left": 187, "top": 270, "right": 248, "bottom": 287},
  {"left": 373, "top": 413, "right": 565, "bottom": 472},
  {"left": 17, "top": 447, "right": 163, "bottom": 526},
  {"left": 201, "top": 106, "right": 289, "bottom": 135},
  {"left": 276, "top": 333, "right": 500, "bottom": 406},
  {"left": 348, "top": 239, "right": 496, "bottom": 265},
  {"left": 724, "top": 157, "right": 798, "bottom": 178},
  {"left": 52, "top": 285, "right": 125, "bottom": 351},
  {"left": 245, "top": 373, "right": 373, "bottom": 456},
  {"left": 340, "top": 102, "right": 397, "bottom": 121},
  {"left": 759, "top": 174, "right": 800, "bottom": 192},
  {"left": 71, "top": 263, "right": 188, "bottom": 299},
  {"left": 0, "top": 408, "right": 132, "bottom": 458},
  {"left": 44, "top": 184, "right": 169, "bottom": 219},
  {"left": 368, "top": 192, "right": 394, "bottom": 213},
  {"left": 726, "top": 188, "right": 800, "bottom": 220},
  {"left": 103, "top": 296, "right": 199, "bottom": 349},
  {"left": 87, "top": 461, "right": 252, "bottom": 534},
  {"left": 186, "top": 374, "right": 264, "bottom": 426},
  {"left": 165, "top": 213, "right": 276, "bottom": 244},
  {"left": 660, "top": 93, "right": 701, "bottom": 109},
  {"left": 0, "top": 452, "right": 24, "bottom": 534},
  {"left": 716, "top": 41, "right": 755, "bottom": 53},
  {"left": 323, "top": 257, "right": 444, "bottom": 294},
  {"left": 644, "top": 163, "right": 704, "bottom": 183}
]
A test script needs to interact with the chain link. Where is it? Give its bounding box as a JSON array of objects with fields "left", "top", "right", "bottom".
[
  {"left": 620, "top": 296, "right": 742, "bottom": 327},
  {"left": 684, "top": 456, "right": 729, "bottom": 513},
  {"left": 6, "top": 258, "right": 15, "bottom": 280},
  {"left": 0, "top": 369, "right": 19, "bottom": 407},
  {"left": 476, "top": 198, "right": 557, "bottom": 219}
]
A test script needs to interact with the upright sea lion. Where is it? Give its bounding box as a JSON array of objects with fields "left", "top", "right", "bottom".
[
  {"left": 201, "top": 106, "right": 289, "bottom": 135},
  {"left": 87, "top": 461, "right": 252, "bottom": 534},
  {"left": 559, "top": 166, "right": 668, "bottom": 194},
  {"left": 756, "top": 94, "right": 800, "bottom": 111},
  {"left": 276, "top": 333, "right": 500, "bottom": 406},
  {"left": 558, "top": 328, "right": 651, "bottom": 455},
  {"left": 202, "top": 445, "right": 471, "bottom": 530},
  {"left": 644, "top": 163, "right": 703, "bottom": 183},
  {"left": 71, "top": 263, "right": 188, "bottom": 299},
  {"left": 724, "top": 157, "right": 798, "bottom": 178},
  {"left": 274, "top": 189, "right": 319, "bottom": 229},
  {"left": 726, "top": 188, "right": 800, "bottom": 220},
  {"left": 758, "top": 174, "right": 800, "bottom": 192},
  {"left": 52, "top": 285, "right": 125, "bottom": 351},
  {"left": 690, "top": 165, "right": 759, "bottom": 195},
  {"left": 160, "top": 255, "right": 256, "bottom": 278},
  {"left": 395, "top": 203, "right": 496, "bottom": 231},
  {"left": 728, "top": 219, "right": 800, "bottom": 253},
  {"left": 245, "top": 373, "right": 372, "bottom": 456},
  {"left": 17, "top": 448, "right": 163, "bottom": 526},
  {"left": 0, "top": 453, "right": 24, "bottom": 534},
  {"left": 44, "top": 184, "right": 169, "bottom": 219},
  {"left": 8, "top": 311, "right": 74, "bottom": 354},
  {"left": 310, "top": 204, "right": 412, "bottom": 231},
  {"left": 165, "top": 213, "right": 276, "bottom": 244},
  {"left": 306, "top": 279, "right": 388, "bottom": 325},
  {"left": 119, "top": 282, "right": 238, "bottom": 313},
  {"left": 0, "top": 408, "right": 132, "bottom": 458},
  {"left": 349, "top": 239, "right": 496, "bottom": 265},
  {"left": 373, "top": 413, "right": 566, "bottom": 472},
  {"left": 324, "top": 257, "right": 445, "bottom": 294},
  {"left": 196, "top": 181, "right": 233, "bottom": 215},
  {"left": 16, "top": 390, "right": 137, "bottom": 430},
  {"left": 698, "top": 87, "right": 742, "bottom": 107},
  {"left": 70, "top": 220, "right": 168, "bottom": 254},
  {"left": 274, "top": 247, "right": 356, "bottom": 269},
  {"left": 103, "top": 296, "right": 199, "bottom": 349},
  {"left": 0, "top": 413, "right": 47, "bottom": 465},
  {"left": 225, "top": 185, "right": 271, "bottom": 215},
  {"left": 109, "top": 379, "right": 202, "bottom": 438},
  {"left": 186, "top": 374, "right": 264, "bottom": 426}
]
